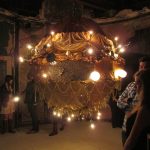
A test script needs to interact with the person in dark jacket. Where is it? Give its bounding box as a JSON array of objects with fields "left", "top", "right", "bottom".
[
  {"left": 0, "top": 75, "right": 16, "bottom": 134},
  {"left": 24, "top": 74, "right": 39, "bottom": 134}
]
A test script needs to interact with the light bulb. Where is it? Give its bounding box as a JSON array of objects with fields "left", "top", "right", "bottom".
[
  {"left": 19, "top": 57, "right": 24, "bottom": 63},
  {"left": 89, "top": 71, "right": 100, "bottom": 81},
  {"left": 90, "top": 123, "right": 95, "bottom": 129},
  {"left": 13, "top": 96, "right": 20, "bottom": 102}
]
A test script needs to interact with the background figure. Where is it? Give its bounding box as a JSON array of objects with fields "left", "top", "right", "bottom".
[
  {"left": 124, "top": 69, "right": 150, "bottom": 150},
  {"left": 0, "top": 75, "right": 16, "bottom": 134},
  {"left": 24, "top": 74, "right": 39, "bottom": 134},
  {"left": 108, "top": 89, "right": 124, "bottom": 128},
  {"left": 49, "top": 107, "right": 65, "bottom": 136},
  {"left": 117, "top": 56, "right": 150, "bottom": 145}
]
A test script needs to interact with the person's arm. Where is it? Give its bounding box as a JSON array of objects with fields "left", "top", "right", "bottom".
[
  {"left": 117, "top": 82, "right": 136, "bottom": 110},
  {"left": 124, "top": 106, "right": 150, "bottom": 150},
  {"left": 117, "top": 85, "right": 130, "bottom": 109}
]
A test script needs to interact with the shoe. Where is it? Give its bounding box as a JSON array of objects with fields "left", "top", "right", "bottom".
[
  {"left": 8, "top": 130, "right": 16, "bottom": 133},
  {"left": 49, "top": 131, "right": 58, "bottom": 136},
  {"left": 60, "top": 126, "right": 64, "bottom": 131},
  {"left": 26, "top": 129, "right": 38, "bottom": 134},
  {"left": 1, "top": 130, "right": 6, "bottom": 134}
]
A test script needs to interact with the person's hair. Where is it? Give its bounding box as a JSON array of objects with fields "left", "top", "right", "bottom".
[
  {"left": 5, "top": 75, "right": 13, "bottom": 83},
  {"left": 139, "top": 56, "right": 150, "bottom": 69},
  {"left": 135, "top": 69, "right": 150, "bottom": 109}
]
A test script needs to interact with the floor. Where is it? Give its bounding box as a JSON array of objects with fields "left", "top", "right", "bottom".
[{"left": 0, "top": 121, "right": 122, "bottom": 150}]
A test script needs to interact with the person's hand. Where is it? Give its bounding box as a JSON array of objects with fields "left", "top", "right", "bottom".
[{"left": 122, "top": 97, "right": 129, "bottom": 103}]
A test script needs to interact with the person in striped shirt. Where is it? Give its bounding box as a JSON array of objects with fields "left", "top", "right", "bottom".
[{"left": 117, "top": 56, "right": 150, "bottom": 145}]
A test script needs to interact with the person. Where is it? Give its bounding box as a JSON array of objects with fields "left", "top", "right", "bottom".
[
  {"left": 24, "top": 74, "right": 39, "bottom": 134},
  {"left": 124, "top": 69, "right": 150, "bottom": 150},
  {"left": 49, "top": 107, "right": 65, "bottom": 136},
  {"left": 108, "top": 88, "right": 124, "bottom": 128},
  {"left": 117, "top": 56, "right": 150, "bottom": 145},
  {"left": 0, "top": 75, "right": 16, "bottom": 134}
]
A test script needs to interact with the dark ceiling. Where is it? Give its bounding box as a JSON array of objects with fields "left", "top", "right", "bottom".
[{"left": 0, "top": 0, "right": 150, "bottom": 18}]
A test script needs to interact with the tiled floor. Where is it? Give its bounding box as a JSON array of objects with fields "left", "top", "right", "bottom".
[{"left": 0, "top": 121, "right": 122, "bottom": 150}]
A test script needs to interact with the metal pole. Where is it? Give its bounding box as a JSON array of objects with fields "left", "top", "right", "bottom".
[
  {"left": 13, "top": 18, "right": 20, "bottom": 128},
  {"left": 14, "top": 18, "right": 19, "bottom": 94}
]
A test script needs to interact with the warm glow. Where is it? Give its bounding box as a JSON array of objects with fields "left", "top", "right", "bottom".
[
  {"left": 19, "top": 56, "right": 24, "bottom": 63},
  {"left": 26, "top": 44, "right": 32, "bottom": 50},
  {"left": 47, "top": 43, "right": 51, "bottom": 47},
  {"left": 71, "top": 114, "right": 75, "bottom": 118},
  {"left": 82, "top": 117, "right": 85, "bottom": 120},
  {"left": 87, "top": 48, "right": 94, "bottom": 54},
  {"left": 119, "top": 48, "right": 125, "bottom": 53},
  {"left": 53, "top": 111, "right": 57, "bottom": 116},
  {"left": 13, "top": 96, "right": 20, "bottom": 102},
  {"left": 90, "top": 123, "right": 95, "bottom": 129},
  {"left": 66, "top": 51, "right": 69, "bottom": 56},
  {"left": 50, "top": 61, "right": 57, "bottom": 65},
  {"left": 67, "top": 117, "right": 71, "bottom": 122},
  {"left": 89, "top": 71, "right": 100, "bottom": 81},
  {"left": 97, "top": 112, "right": 101, "bottom": 116},
  {"left": 42, "top": 73, "right": 48, "bottom": 78},
  {"left": 50, "top": 31, "right": 55, "bottom": 35},
  {"left": 114, "top": 37, "right": 119, "bottom": 41},
  {"left": 96, "top": 116, "right": 101, "bottom": 120},
  {"left": 114, "top": 69, "right": 127, "bottom": 79},
  {"left": 118, "top": 44, "right": 122, "bottom": 48},
  {"left": 89, "top": 30, "right": 94, "bottom": 35},
  {"left": 57, "top": 112, "right": 61, "bottom": 117}
]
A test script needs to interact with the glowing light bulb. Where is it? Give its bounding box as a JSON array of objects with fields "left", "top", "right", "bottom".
[
  {"left": 71, "top": 114, "right": 75, "bottom": 118},
  {"left": 89, "top": 71, "right": 100, "bottom": 81},
  {"left": 19, "top": 56, "right": 24, "bottom": 63},
  {"left": 114, "top": 69, "right": 127, "bottom": 79},
  {"left": 118, "top": 44, "right": 122, "bottom": 48},
  {"left": 89, "top": 30, "right": 94, "bottom": 35},
  {"left": 90, "top": 123, "right": 95, "bottom": 129},
  {"left": 47, "top": 43, "right": 51, "bottom": 47},
  {"left": 53, "top": 111, "right": 57, "bottom": 116},
  {"left": 50, "top": 31, "right": 55, "bottom": 35},
  {"left": 67, "top": 117, "right": 71, "bottom": 122},
  {"left": 114, "top": 37, "right": 119, "bottom": 41},
  {"left": 87, "top": 48, "right": 94, "bottom": 54},
  {"left": 57, "top": 112, "right": 61, "bottom": 117},
  {"left": 97, "top": 112, "right": 101, "bottom": 116},
  {"left": 42, "top": 73, "right": 48, "bottom": 78},
  {"left": 66, "top": 51, "right": 69, "bottom": 56},
  {"left": 119, "top": 48, "right": 125, "bottom": 53},
  {"left": 96, "top": 116, "right": 101, "bottom": 120},
  {"left": 26, "top": 44, "right": 32, "bottom": 50},
  {"left": 13, "top": 96, "right": 20, "bottom": 102}
]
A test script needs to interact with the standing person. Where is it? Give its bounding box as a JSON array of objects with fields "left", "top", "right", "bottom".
[
  {"left": 124, "top": 69, "right": 150, "bottom": 150},
  {"left": 108, "top": 88, "right": 124, "bottom": 128},
  {"left": 117, "top": 56, "right": 150, "bottom": 145},
  {"left": 24, "top": 74, "right": 39, "bottom": 134},
  {"left": 0, "top": 75, "right": 16, "bottom": 134},
  {"left": 49, "top": 107, "right": 65, "bottom": 136}
]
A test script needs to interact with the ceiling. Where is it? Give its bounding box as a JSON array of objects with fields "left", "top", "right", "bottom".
[{"left": 0, "top": 0, "right": 150, "bottom": 18}]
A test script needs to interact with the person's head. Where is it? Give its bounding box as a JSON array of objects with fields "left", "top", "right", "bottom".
[
  {"left": 135, "top": 69, "right": 150, "bottom": 108},
  {"left": 5, "top": 75, "right": 13, "bottom": 85},
  {"left": 139, "top": 56, "right": 150, "bottom": 71}
]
